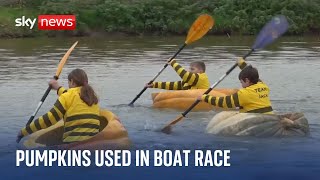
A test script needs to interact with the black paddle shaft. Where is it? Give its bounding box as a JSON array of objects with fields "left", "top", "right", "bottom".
[
  {"left": 128, "top": 43, "right": 187, "bottom": 106},
  {"left": 181, "top": 49, "right": 254, "bottom": 117},
  {"left": 26, "top": 76, "right": 59, "bottom": 125}
]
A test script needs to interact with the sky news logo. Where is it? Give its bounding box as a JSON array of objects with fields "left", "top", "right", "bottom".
[{"left": 15, "top": 15, "right": 76, "bottom": 30}]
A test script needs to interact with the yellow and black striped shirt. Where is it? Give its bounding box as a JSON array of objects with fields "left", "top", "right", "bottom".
[
  {"left": 152, "top": 59, "right": 210, "bottom": 90},
  {"left": 21, "top": 87, "right": 101, "bottom": 143},
  {"left": 201, "top": 58, "right": 273, "bottom": 114},
  {"left": 201, "top": 82, "right": 273, "bottom": 114}
]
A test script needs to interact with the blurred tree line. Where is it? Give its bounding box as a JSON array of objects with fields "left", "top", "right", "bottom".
[{"left": 1, "top": 0, "right": 320, "bottom": 37}]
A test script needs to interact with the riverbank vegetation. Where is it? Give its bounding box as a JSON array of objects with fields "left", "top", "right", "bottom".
[{"left": 1, "top": 0, "right": 319, "bottom": 37}]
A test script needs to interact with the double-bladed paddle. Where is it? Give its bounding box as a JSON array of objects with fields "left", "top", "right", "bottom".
[
  {"left": 161, "top": 15, "right": 289, "bottom": 134},
  {"left": 128, "top": 14, "right": 214, "bottom": 106}
]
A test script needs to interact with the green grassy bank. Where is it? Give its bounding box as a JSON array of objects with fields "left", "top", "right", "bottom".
[{"left": 1, "top": 0, "right": 320, "bottom": 38}]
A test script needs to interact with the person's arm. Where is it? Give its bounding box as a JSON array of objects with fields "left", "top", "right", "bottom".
[
  {"left": 201, "top": 90, "right": 246, "bottom": 109},
  {"left": 57, "top": 86, "right": 67, "bottom": 96},
  {"left": 148, "top": 81, "right": 188, "bottom": 90},
  {"left": 237, "top": 58, "right": 263, "bottom": 82},
  {"left": 20, "top": 96, "right": 67, "bottom": 138},
  {"left": 237, "top": 58, "right": 248, "bottom": 70},
  {"left": 49, "top": 79, "right": 67, "bottom": 96},
  {"left": 170, "top": 60, "right": 200, "bottom": 87}
]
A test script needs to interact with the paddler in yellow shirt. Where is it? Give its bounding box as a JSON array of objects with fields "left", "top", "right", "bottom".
[
  {"left": 145, "top": 59, "right": 210, "bottom": 90},
  {"left": 198, "top": 58, "right": 273, "bottom": 114},
  {"left": 17, "top": 69, "right": 103, "bottom": 143}
]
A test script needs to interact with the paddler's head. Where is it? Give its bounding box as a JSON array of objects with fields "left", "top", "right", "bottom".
[
  {"left": 189, "top": 61, "right": 206, "bottom": 73},
  {"left": 67, "top": 69, "right": 88, "bottom": 88},
  {"left": 238, "top": 65, "right": 259, "bottom": 88},
  {"left": 67, "top": 68, "right": 98, "bottom": 106}
]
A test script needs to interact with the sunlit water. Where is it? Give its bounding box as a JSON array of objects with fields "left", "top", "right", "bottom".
[{"left": 0, "top": 36, "right": 319, "bottom": 170}]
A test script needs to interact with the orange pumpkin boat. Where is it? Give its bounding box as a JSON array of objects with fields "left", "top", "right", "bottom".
[
  {"left": 20, "top": 109, "right": 130, "bottom": 150},
  {"left": 152, "top": 89, "right": 238, "bottom": 111}
]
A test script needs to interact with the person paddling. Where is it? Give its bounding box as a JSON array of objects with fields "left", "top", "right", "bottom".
[
  {"left": 145, "top": 59, "right": 210, "bottom": 90},
  {"left": 17, "top": 69, "right": 102, "bottom": 143},
  {"left": 198, "top": 58, "right": 273, "bottom": 114}
]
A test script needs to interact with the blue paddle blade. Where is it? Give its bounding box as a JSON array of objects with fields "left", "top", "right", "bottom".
[{"left": 252, "top": 15, "right": 289, "bottom": 50}]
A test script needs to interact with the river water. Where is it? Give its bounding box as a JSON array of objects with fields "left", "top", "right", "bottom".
[{"left": 0, "top": 36, "right": 319, "bottom": 176}]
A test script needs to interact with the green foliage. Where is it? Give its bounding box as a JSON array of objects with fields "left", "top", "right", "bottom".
[
  {"left": 210, "top": 0, "right": 320, "bottom": 34},
  {"left": 1, "top": 0, "right": 320, "bottom": 37},
  {"left": 0, "top": 7, "right": 39, "bottom": 37},
  {"left": 95, "top": 0, "right": 204, "bottom": 34}
]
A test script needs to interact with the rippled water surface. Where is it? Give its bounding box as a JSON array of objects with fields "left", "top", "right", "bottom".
[{"left": 0, "top": 36, "right": 319, "bottom": 170}]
